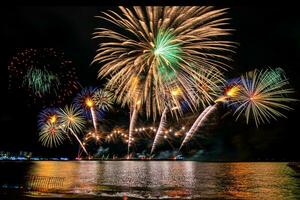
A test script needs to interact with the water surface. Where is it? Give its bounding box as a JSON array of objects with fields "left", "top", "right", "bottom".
[{"left": 0, "top": 161, "right": 299, "bottom": 199}]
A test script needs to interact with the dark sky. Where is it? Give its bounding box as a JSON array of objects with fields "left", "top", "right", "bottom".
[{"left": 1, "top": 5, "right": 300, "bottom": 160}]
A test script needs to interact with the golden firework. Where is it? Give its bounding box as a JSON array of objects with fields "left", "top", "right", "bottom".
[{"left": 93, "top": 6, "right": 235, "bottom": 119}]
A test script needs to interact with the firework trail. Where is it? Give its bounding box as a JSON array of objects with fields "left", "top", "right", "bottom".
[
  {"left": 81, "top": 131, "right": 102, "bottom": 157},
  {"left": 105, "top": 128, "right": 128, "bottom": 144},
  {"left": 68, "top": 127, "right": 88, "bottom": 156},
  {"left": 126, "top": 83, "right": 142, "bottom": 153},
  {"left": 150, "top": 70, "right": 224, "bottom": 153},
  {"left": 90, "top": 106, "right": 97, "bottom": 132},
  {"left": 151, "top": 107, "right": 168, "bottom": 154},
  {"left": 128, "top": 107, "right": 138, "bottom": 153},
  {"left": 179, "top": 104, "right": 218, "bottom": 150},
  {"left": 179, "top": 85, "right": 239, "bottom": 149}
]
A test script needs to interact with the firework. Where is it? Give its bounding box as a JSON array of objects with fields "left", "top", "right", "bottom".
[
  {"left": 8, "top": 48, "right": 80, "bottom": 106},
  {"left": 105, "top": 128, "right": 128, "bottom": 143},
  {"left": 57, "top": 105, "right": 88, "bottom": 155},
  {"left": 93, "top": 6, "right": 235, "bottom": 120},
  {"left": 151, "top": 107, "right": 168, "bottom": 153},
  {"left": 68, "top": 128, "right": 89, "bottom": 156},
  {"left": 232, "top": 68, "right": 296, "bottom": 127},
  {"left": 179, "top": 83, "right": 240, "bottom": 149},
  {"left": 150, "top": 69, "right": 224, "bottom": 153},
  {"left": 134, "top": 126, "right": 156, "bottom": 139},
  {"left": 38, "top": 122, "right": 65, "bottom": 148},
  {"left": 58, "top": 105, "right": 86, "bottom": 134},
  {"left": 215, "top": 84, "right": 240, "bottom": 103},
  {"left": 38, "top": 105, "right": 87, "bottom": 153},
  {"left": 23, "top": 66, "right": 60, "bottom": 97},
  {"left": 128, "top": 107, "right": 138, "bottom": 152},
  {"left": 179, "top": 104, "right": 218, "bottom": 150},
  {"left": 179, "top": 67, "right": 296, "bottom": 148},
  {"left": 37, "top": 108, "right": 60, "bottom": 130},
  {"left": 83, "top": 131, "right": 102, "bottom": 144},
  {"left": 73, "top": 87, "right": 103, "bottom": 132},
  {"left": 37, "top": 108, "right": 64, "bottom": 148},
  {"left": 92, "top": 88, "right": 114, "bottom": 111}
]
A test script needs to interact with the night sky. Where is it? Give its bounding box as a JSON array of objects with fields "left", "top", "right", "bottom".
[{"left": 1, "top": 4, "right": 300, "bottom": 160}]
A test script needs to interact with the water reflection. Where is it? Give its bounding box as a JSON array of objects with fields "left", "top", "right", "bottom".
[{"left": 1, "top": 161, "right": 300, "bottom": 199}]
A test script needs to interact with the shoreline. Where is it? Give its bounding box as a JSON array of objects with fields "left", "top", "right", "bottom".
[{"left": 1, "top": 159, "right": 299, "bottom": 162}]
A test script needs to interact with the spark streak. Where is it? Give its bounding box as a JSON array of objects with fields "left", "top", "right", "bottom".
[
  {"left": 90, "top": 107, "right": 97, "bottom": 133},
  {"left": 68, "top": 127, "right": 89, "bottom": 156},
  {"left": 128, "top": 107, "right": 138, "bottom": 153},
  {"left": 151, "top": 107, "right": 168, "bottom": 154},
  {"left": 180, "top": 104, "right": 218, "bottom": 150}
]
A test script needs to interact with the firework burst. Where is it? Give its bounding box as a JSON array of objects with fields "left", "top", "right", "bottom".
[
  {"left": 8, "top": 48, "right": 80, "bottom": 106},
  {"left": 215, "top": 84, "right": 240, "bottom": 103},
  {"left": 179, "top": 67, "right": 297, "bottom": 149},
  {"left": 73, "top": 87, "right": 98, "bottom": 115},
  {"left": 73, "top": 87, "right": 103, "bottom": 132},
  {"left": 23, "top": 66, "right": 60, "bottom": 97},
  {"left": 38, "top": 122, "right": 65, "bottom": 148},
  {"left": 232, "top": 68, "right": 297, "bottom": 127},
  {"left": 37, "top": 108, "right": 60, "bottom": 130},
  {"left": 93, "top": 6, "right": 235, "bottom": 120},
  {"left": 38, "top": 105, "right": 88, "bottom": 154},
  {"left": 92, "top": 88, "right": 114, "bottom": 111},
  {"left": 58, "top": 104, "right": 86, "bottom": 134}
]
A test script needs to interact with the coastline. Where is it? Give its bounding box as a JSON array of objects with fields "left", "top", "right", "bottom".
[{"left": 1, "top": 159, "right": 299, "bottom": 162}]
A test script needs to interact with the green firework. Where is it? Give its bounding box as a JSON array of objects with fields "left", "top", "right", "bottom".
[
  {"left": 154, "top": 29, "right": 182, "bottom": 81},
  {"left": 22, "top": 66, "right": 60, "bottom": 97}
]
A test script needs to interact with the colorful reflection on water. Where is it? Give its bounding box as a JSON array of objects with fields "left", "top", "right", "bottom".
[{"left": 1, "top": 161, "right": 300, "bottom": 199}]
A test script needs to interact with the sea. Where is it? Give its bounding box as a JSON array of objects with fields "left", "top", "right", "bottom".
[{"left": 0, "top": 161, "right": 300, "bottom": 199}]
